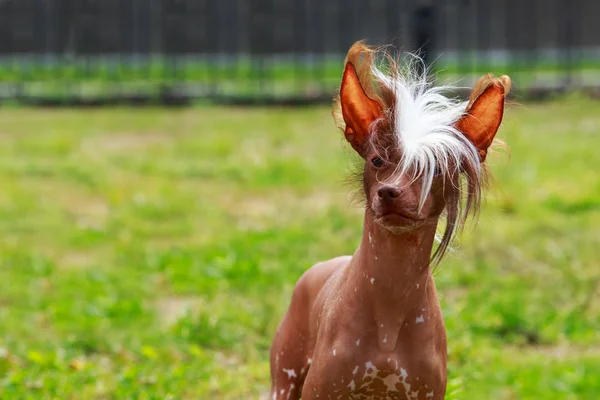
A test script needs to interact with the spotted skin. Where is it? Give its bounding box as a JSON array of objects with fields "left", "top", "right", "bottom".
[
  {"left": 270, "top": 41, "right": 508, "bottom": 400},
  {"left": 270, "top": 215, "right": 447, "bottom": 400}
]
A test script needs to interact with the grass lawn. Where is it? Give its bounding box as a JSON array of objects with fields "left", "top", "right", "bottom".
[
  {"left": 0, "top": 97, "right": 599, "bottom": 399},
  {"left": 3, "top": 58, "right": 600, "bottom": 100}
]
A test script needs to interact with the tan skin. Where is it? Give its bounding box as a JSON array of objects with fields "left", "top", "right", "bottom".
[{"left": 269, "top": 48, "right": 509, "bottom": 399}]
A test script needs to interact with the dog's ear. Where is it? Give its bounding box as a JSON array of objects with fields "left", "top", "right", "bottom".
[
  {"left": 339, "top": 62, "right": 384, "bottom": 157},
  {"left": 456, "top": 74, "right": 511, "bottom": 161}
]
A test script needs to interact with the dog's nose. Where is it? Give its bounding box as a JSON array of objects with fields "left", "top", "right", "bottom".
[{"left": 377, "top": 185, "right": 401, "bottom": 200}]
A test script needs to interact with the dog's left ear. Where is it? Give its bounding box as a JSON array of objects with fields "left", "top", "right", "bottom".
[{"left": 456, "top": 74, "right": 511, "bottom": 162}]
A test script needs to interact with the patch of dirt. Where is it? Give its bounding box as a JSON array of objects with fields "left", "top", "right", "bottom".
[
  {"left": 26, "top": 180, "right": 111, "bottom": 229},
  {"left": 156, "top": 296, "right": 203, "bottom": 327},
  {"left": 236, "top": 196, "right": 279, "bottom": 219},
  {"left": 229, "top": 189, "right": 355, "bottom": 231},
  {"left": 233, "top": 189, "right": 352, "bottom": 220},
  {"left": 65, "top": 196, "right": 111, "bottom": 229},
  {"left": 80, "top": 132, "right": 172, "bottom": 155},
  {"left": 58, "top": 251, "right": 95, "bottom": 269}
]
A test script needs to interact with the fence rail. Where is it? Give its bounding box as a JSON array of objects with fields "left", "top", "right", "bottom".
[{"left": 0, "top": 0, "right": 599, "bottom": 105}]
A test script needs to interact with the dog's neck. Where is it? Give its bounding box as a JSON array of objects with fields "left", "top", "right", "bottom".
[{"left": 348, "top": 211, "right": 438, "bottom": 352}]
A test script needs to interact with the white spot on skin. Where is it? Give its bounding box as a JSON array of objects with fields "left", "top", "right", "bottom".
[
  {"left": 280, "top": 389, "right": 285, "bottom": 395},
  {"left": 332, "top": 349, "right": 336, "bottom": 356},
  {"left": 380, "top": 323, "right": 384, "bottom": 327},
  {"left": 369, "top": 232, "right": 372, "bottom": 243},
  {"left": 416, "top": 283, "right": 420, "bottom": 289},
  {"left": 356, "top": 339, "right": 360, "bottom": 346},
  {"left": 416, "top": 315, "right": 425, "bottom": 324},
  {"left": 382, "top": 373, "right": 401, "bottom": 391},
  {"left": 286, "top": 384, "right": 295, "bottom": 400},
  {"left": 370, "top": 278, "right": 375, "bottom": 284},
  {"left": 400, "top": 368, "right": 408, "bottom": 380},
  {"left": 383, "top": 335, "right": 388, "bottom": 343},
  {"left": 347, "top": 380, "right": 356, "bottom": 391},
  {"left": 426, "top": 391, "right": 434, "bottom": 398},
  {"left": 363, "top": 361, "right": 378, "bottom": 380},
  {"left": 282, "top": 368, "right": 297, "bottom": 379},
  {"left": 352, "top": 365, "right": 359, "bottom": 375},
  {"left": 399, "top": 367, "right": 413, "bottom": 398},
  {"left": 307, "top": 358, "right": 313, "bottom": 364}
]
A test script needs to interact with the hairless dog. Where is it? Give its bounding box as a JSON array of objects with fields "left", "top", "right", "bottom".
[{"left": 270, "top": 41, "right": 510, "bottom": 400}]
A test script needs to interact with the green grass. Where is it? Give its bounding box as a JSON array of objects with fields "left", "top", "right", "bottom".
[
  {"left": 0, "top": 97, "right": 599, "bottom": 399},
  {"left": 2, "top": 57, "right": 600, "bottom": 100},
  {"left": 2, "top": 57, "right": 600, "bottom": 82}
]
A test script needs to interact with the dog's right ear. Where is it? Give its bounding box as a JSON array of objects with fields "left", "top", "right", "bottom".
[{"left": 339, "top": 62, "right": 383, "bottom": 157}]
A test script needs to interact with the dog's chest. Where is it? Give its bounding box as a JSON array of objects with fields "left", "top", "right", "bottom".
[
  {"left": 342, "top": 359, "right": 436, "bottom": 400},
  {"left": 305, "top": 274, "right": 445, "bottom": 399},
  {"left": 305, "top": 344, "right": 441, "bottom": 400}
]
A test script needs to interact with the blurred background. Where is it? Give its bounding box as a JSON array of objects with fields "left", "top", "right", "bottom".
[
  {"left": 0, "top": 1, "right": 599, "bottom": 399},
  {"left": 1, "top": 0, "right": 600, "bottom": 104}
]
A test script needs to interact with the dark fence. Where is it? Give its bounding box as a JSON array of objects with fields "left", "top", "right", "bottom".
[{"left": 0, "top": 0, "right": 599, "bottom": 105}]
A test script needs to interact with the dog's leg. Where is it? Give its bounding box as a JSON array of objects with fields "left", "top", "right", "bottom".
[
  {"left": 269, "top": 274, "right": 317, "bottom": 400},
  {"left": 270, "top": 258, "right": 348, "bottom": 399},
  {"left": 269, "top": 310, "right": 312, "bottom": 400}
]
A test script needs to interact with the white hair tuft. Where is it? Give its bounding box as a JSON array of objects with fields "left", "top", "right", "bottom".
[{"left": 370, "top": 55, "right": 482, "bottom": 211}]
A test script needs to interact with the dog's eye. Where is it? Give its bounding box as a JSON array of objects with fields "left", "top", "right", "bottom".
[{"left": 371, "top": 157, "right": 384, "bottom": 168}]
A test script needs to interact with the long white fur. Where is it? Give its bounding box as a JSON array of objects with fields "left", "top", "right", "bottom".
[{"left": 370, "top": 56, "right": 482, "bottom": 211}]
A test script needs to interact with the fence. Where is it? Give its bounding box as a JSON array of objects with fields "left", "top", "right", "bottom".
[{"left": 0, "top": 0, "right": 599, "bottom": 105}]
